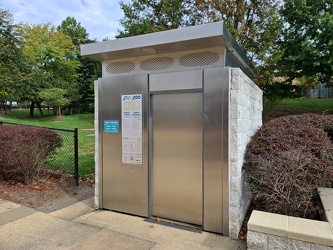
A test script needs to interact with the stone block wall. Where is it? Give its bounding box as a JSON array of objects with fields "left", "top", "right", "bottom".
[
  {"left": 247, "top": 231, "right": 333, "bottom": 250},
  {"left": 229, "top": 68, "right": 263, "bottom": 238}
]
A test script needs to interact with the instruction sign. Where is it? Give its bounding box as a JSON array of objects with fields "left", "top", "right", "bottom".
[
  {"left": 121, "top": 94, "right": 142, "bottom": 165},
  {"left": 104, "top": 120, "right": 119, "bottom": 133}
]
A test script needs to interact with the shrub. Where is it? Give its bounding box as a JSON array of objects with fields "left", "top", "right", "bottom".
[
  {"left": 244, "top": 114, "right": 333, "bottom": 219},
  {"left": 0, "top": 125, "right": 62, "bottom": 184}
]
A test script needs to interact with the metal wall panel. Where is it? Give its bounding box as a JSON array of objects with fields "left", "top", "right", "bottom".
[
  {"left": 150, "top": 70, "right": 203, "bottom": 92},
  {"left": 151, "top": 92, "right": 203, "bottom": 225},
  {"left": 203, "top": 67, "right": 230, "bottom": 234},
  {"left": 100, "top": 75, "right": 148, "bottom": 216},
  {"left": 97, "top": 78, "right": 103, "bottom": 209}
]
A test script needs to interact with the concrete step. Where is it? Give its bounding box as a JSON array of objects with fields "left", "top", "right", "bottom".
[
  {"left": 0, "top": 200, "right": 36, "bottom": 226},
  {"left": 49, "top": 197, "right": 95, "bottom": 221}
]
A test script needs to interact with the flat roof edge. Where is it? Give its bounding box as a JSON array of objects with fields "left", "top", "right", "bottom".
[
  {"left": 81, "top": 21, "right": 257, "bottom": 77},
  {"left": 221, "top": 24, "right": 257, "bottom": 76},
  {"left": 81, "top": 22, "right": 223, "bottom": 57}
]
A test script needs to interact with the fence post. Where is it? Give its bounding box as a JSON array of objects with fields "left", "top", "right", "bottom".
[{"left": 74, "top": 128, "right": 79, "bottom": 186}]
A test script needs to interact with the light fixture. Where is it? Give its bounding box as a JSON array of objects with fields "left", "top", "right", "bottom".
[{"left": 142, "top": 48, "right": 157, "bottom": 54}]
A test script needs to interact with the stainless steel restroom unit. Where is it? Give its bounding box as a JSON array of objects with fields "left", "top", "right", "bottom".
[{"left": 81, "top": 22, "right": 256, "bottom": 235}]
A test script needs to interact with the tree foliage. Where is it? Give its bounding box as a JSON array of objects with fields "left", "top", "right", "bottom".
[
  {"left": 192, "top": 0, "right": 283, "bottom": 64},
  {"left": 57, "top": 17, "right": 89, "bottom": 47},
  {"left": 262, "top": 80, "right": 302, "bottom": 107},
  {"left": 117, "top": 0, "right": 193, "bottom": 38},
  {"left": 16, "top": 23, "right": 80, "bottom": 116},
  {"left": 18, "top": 23, "right": 79, "bottom": 90},
  {"left": 0, "top": 8, "right": 23, "bottom": 105},
  {"left": 118, "top": 0, "right": 283, "bottom": 67},
  {"left": 38, "top": 88, "right": 70, "bottom": 118},
  {"left": 0, "top": 10, "right": 100, "bottom": 116},
  {"left": 58, "top": 17, "right": 101, "bottom": 113},
  {"left": 278, "top": 0, "right": 333, "bottom": 85}
]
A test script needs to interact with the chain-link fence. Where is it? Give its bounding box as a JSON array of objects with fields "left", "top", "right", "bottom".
[{"left": 0, "top": 121, "right": 79, "bottom": 185}]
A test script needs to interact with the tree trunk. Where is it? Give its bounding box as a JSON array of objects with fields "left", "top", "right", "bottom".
[
  {"left": 54, "top": 106, "right": 61, "bottom": 120},
  {"left": 36, "top": 102, "right": 44, "bottom": 116},
  {"left": 29, "top": 101, "right": 34, "bottom": 117}
]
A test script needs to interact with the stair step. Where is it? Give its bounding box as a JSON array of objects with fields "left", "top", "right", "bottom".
[{"left": 50, "top": 197, "right": 95, "bottom": 220}]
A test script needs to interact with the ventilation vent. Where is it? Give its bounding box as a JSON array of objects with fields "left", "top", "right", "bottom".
[
  {"left": 106, "top": 61, "right": 135, "bottom": 74},
  {"left": 140, "top": 57, "right": 173, "bottom": 71},
  {"left": 179, "top": 51, "right": 219, "bottom": 67}
]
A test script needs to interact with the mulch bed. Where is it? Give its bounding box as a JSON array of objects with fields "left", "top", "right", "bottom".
[{"left": 0, "top": 172, "right": 94, "bottom": 211}]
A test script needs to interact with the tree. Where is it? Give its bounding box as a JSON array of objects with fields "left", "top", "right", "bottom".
[
  {"left": 261, "top": 80, "right": 302, "bottom": 107},
  {"left": 17, "top": 23, "right": 80, "bottom": 116},
  {"left": 118, "top": 1, "right": 283, "bottom": 76},
  {"left": 192, "top": 0, "right": 283, "bottom": 65},
  {"left": 38, "top": 88, "right": 70, "bottom": 119},
  {"left": 57, "top": 17, "right": 89, "bottom": 47},
  {"left": 297, "top": 77, "right": 319, "bottom": 98},
  {"left": 58, "top": 17, "right": 101, "bottom": 113},
  {"left": 117, "top": 0, "right": 193, "bottom": 38},
  {"left": 0, "top": 8, "right": 24, "bottom": 112},
  {"left": 278, "top": 0, "right": 333, "bottom": 85}
]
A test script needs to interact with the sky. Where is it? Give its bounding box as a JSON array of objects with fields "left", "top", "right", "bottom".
[{"left": 1, "top": 0, "right": 130, "bottom": 42}]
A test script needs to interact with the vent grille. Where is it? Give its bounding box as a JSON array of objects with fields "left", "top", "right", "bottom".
[
  {"left": 106, "top": 61, "right": 135, "bottom": 74},
  {"left": 179, "top": 51, "right": 219, "bottom": 67},
  {"left": 140, "top": 57, "right": 173, "bottom": 71}
]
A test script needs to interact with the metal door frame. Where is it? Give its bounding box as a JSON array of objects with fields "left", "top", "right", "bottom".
[
  {"left": 147, "top": 68, "right": 230, "bottom": 234},
  {"left": 148, "top": 70, "right": 204, "bottom": 224}
]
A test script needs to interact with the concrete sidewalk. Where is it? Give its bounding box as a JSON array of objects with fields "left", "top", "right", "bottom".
[{"left": 0, "top": 199, "right": 246, "bottom": 249}]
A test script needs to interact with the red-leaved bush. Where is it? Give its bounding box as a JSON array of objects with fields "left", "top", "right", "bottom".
[
  {"left": 0, "top": 125, "right": 62, "bottom": 184},
  {"left": 244, "top": 114, "right": 333, "bottom": 219}
]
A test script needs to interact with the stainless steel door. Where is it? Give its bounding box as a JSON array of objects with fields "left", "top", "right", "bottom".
[{"left": 151, "top": 92, "right": 203, "bottom": 225}]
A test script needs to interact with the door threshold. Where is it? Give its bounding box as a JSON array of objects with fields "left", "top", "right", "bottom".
[{"left": 151, "top": 216, "right": 202, "bottom": 230}]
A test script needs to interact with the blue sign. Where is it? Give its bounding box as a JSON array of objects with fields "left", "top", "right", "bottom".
[{"left": 104, "top": 120, "right": 119, "bottom": 133}]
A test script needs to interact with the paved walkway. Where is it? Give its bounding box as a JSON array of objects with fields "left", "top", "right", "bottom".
[{"left": 0, "top": 198, "right": 246, "bottom": 249}]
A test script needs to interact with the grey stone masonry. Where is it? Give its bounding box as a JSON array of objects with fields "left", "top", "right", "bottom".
[{"left": 229, "top": 68, "right": 263, "bottom": 238}]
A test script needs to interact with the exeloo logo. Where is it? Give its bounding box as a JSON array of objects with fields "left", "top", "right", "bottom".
[{"left": 122, "top": 95, "right": 141, "bottom": 101}]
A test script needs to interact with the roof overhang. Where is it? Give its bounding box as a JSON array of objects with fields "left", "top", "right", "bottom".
[{"left": 81, "top": 21, "right": 257, "bottom": 77}]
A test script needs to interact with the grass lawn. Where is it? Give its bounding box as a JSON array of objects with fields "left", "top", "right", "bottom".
[
  {"left": 0, "top": 109, "right": 95, "bottom": 178},
  {"left": 263, "top": 98, "right": 333, "bottom": 123}
]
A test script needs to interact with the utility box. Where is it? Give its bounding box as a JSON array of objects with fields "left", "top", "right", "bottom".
[{"left": 81, "top": 21, "right": 262, "bottom": 238}]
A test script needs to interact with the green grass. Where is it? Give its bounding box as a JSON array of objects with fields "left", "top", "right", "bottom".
[
  {"left": 0, "top": 109, "right": 95, "bottom": 178},
  {"left": 263, "top": 98, "right": 333, "bottom": 123},
  {"left": 278, "top": 98, "right": 333, "bottom": 113}
]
